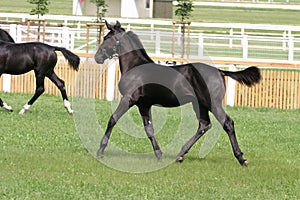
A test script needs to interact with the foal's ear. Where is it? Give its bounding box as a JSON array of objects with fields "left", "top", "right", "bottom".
[
  {"left": 115, "top": 20, "right": 121, "bottom": 30},
  {"left": 105, "top": 20, "right": 113, "bottom": 30}
]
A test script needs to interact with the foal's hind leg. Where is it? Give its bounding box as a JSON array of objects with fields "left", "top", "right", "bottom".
[
  {"left": 47, "top": 72, "right": 73, "bottom": 114},
  {"left": 176, "top": 104, "right": 212, "bottom": 162},
  {"left": 212, "top": 106, "right": 248, "bottom": 166},
  {"left": 19, "top": 74, "right": 45, "bottom": 114},
  {"left": 0, "top": 98, "right": 13, "bottom": 112},
  {"left": 138, "top": 105, "right": 162, "bottom": 161},
  {"left": 97, "top": 96, "right": 134, "bottom": 158}
]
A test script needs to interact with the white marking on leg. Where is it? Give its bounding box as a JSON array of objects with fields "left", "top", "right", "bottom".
[
  {"left": 64, "top": 99, "right": 74, "bottom": 114},
  {"left": 3, "top": 102, "right": 13, "bottom": 111},
  {"left": 19, "top": 104, "right": 31, "bottom": 115}
]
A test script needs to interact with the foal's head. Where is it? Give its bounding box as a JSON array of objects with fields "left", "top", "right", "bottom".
[{"left": 94, "top": 21, "right": 126, "bottom": 64}]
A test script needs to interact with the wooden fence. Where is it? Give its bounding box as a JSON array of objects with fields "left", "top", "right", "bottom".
[
  {"left": 235, "top": 69, "right": 300, "bottom": 109},
  {"left": 1, "top": 57, "right": 300, "bottom": 110}
]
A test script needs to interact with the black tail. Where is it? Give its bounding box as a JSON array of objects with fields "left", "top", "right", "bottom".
[
  {"left": 55, "top": 47, "right": 80, "bottom": 71},
  {"left": 220, "top": 66, "right": 261, "bottom": 87}
]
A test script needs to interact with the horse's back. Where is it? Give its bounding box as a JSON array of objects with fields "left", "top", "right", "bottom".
[
  {"left": 0, "top": 42, "right": 57, "bottom": 75},
  {"left": 118, "top": 62, "right": 225, "bottom": 108}
]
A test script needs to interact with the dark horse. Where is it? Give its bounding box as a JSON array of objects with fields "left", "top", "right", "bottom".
[
  {"left": 94, "top": 21, "right": 261, "bottom": 166},
  {"left": 0, "top": 28, "right": 80, "bottom": 114}
]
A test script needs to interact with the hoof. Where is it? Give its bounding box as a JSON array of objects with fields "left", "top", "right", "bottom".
[
  {"left": 97, "top": 154, "right": 104, "bottom": 159},
  {"left": 176, "top": 156, "right": 184, "bottom": 163},
  {"left": 19, "top": 104, "right": 31, "bottom": 115},
  {"left": 64, "top": 100, "right": 74, "bottom": 115},
  {"left": 155, "top": 150, "right": 163, "bottom": 161},
  {"left": 97, "top": 151, "right": 104, "bottom": 158},
  {"left": 68, "top": 110, "right": 74, "bottom": 115},
  {"left": 19, "top": 109, "right": 26, "bottom": 115},
  {"left": 242, "top": 160, "right": 248, "bottom": 167},
  {"left": 3, "top": 103, "right": 13, "bottom": 112}
]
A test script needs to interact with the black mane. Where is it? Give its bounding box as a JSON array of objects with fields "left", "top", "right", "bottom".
[
  {"left": 0, "top": 28, "right": 15, "bottom": 43},
  {"left": 124, "top": 31, "right": 154, "bottom": 64}
]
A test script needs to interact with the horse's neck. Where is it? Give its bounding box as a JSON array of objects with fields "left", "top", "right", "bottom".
[{"left": 118, "top": 49, "right": 153, "bottom": 74}]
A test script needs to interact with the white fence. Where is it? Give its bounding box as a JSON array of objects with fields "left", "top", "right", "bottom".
[{"left": 1, "top": 12, "right": 300, "bottom": 63}]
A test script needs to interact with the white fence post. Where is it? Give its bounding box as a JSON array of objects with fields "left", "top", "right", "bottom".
[
  {"left": 198, "top": 33, "right": 203, "bottom": 57},
  {"left": 62, "top": 26, "right": 70, "bottom": 48},
  {"left": 242, "top": 35, "right": 248, "bottom": 59},
  {"left": 288, "top": 36, "right": 294, "bottom": 62},
  {"left": 229, "top": 28, "right": 233, "bottom": 48},
  {"left": 155, "top": 31, "right": 160, "bottom": 54},
  {"left": 16, "top": 25, "right": 23, "bottom": 43},
  {"left": 150, "top": 24, "right": 154, "bottom": 40},
  {"left": 76, "top": 21, "right": 81, "bottom": 39},
  {"left": 9, "top": 24, "right": 17, "bottom": 42},
  {"left": 126, "top": 24, "right": 131, "bottom": 31},
  {"left": 226, "top": 65, "right": 236, "bottom": 107},
  {"left": 283, "top": 31, "right": 287, "bottom": 51},
  {"left": 106, "top": 59, "right": 116, "bottom": 101},
  {"left": 3, "top": 74, "right": 11, "bottom": 93}
]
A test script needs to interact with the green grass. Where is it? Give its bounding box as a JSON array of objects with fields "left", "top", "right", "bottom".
[
  {"left": 0, "top": 0, "right": 73, "bottom": 15},
  {"left": 0, "top": 92, "right": 299, "bottom": 199},
  {"left": 188, "top": 6, "right": 300, "bottom": 25}
]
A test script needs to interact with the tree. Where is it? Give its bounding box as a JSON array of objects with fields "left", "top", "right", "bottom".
[
  {"left": 90, "top": 0, "right": 108, "bottom": 45},
  {"left": 175, "top": 0, "right": 194, "bottom": 22},
  {"left": 173, "top": 0, "right": 194, "bottom": 59},
  {"left": 28, "top": 0, "right": 49, "bottom": 18},
  {"left": 28, "top": 0, "right": 49, "bottom": 41},
  {"left": 94, "top": 0, "right": 108, "bottom": 23}
]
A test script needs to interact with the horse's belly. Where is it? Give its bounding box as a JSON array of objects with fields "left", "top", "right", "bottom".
[
  {"left": 5, "top": 59, "right": 34, "bottom": 75},
  {"left": 139, "top": 85, "right": 194, "bottom": 107},
  {"left": 5, "top": 67, "right": 32, "bottom": 75}
]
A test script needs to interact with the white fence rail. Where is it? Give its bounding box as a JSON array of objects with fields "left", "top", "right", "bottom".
[{"left": 1, "top": 13, "right": 300, "bottom": 63}]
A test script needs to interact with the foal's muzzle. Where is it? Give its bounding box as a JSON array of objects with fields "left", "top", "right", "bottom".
[{"left": 94, "top": 54, "right": 105, "bottom": 64}]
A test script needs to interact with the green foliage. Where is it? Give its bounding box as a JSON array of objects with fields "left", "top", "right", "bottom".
[
  {"left": 175, "top": 0, "right": 194, "bottom": 22},
  {"left": 91, "top": 0, "right": 108, "bottom": 22},
  {"left": 27, "top": 0, "right": 50, "bottom": 18}
]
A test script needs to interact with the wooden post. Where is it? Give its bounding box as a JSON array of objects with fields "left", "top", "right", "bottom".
[
  {"left": 187, "top": 21, "right": 191, "bottom": 60},
  {"left": 27, "top": 18, "right": 46, "bottom": 42},
  {"left": 86, "top": 22, "right": 105, "bottom": 54},
  {"left": 171, "top": 21, "right": 191, "bottom": 62},
  {"left": 172, "top": 22, "right": 175, "bottom": 58}
]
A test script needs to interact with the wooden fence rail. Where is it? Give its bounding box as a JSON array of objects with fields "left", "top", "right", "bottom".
[{"left": 1, "top": 57, "right": 300, "bottom": 110}]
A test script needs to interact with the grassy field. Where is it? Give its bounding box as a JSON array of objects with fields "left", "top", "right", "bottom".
[
  {"left": 0, "top": 92, "right": 299, "bottom": 199},
  {"left": 190, "top": 6, "right": 300, "bottom": 25},
  {"left": 0, "top": 0, "right": 73, "bottom": 15}
]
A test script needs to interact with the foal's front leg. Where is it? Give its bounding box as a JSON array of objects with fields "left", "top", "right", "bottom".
[
  {"left": 0, "top": 98, "right": 13, "bottom": 112},
  {"left": 19, "top": 75, "right": 45, "bottom": 114},
  {"left": 138, "top": 106, "right": 162, "bottom": 161},
  {"left": 97, "top": 96, "right": 133, "bottom": 158}
]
